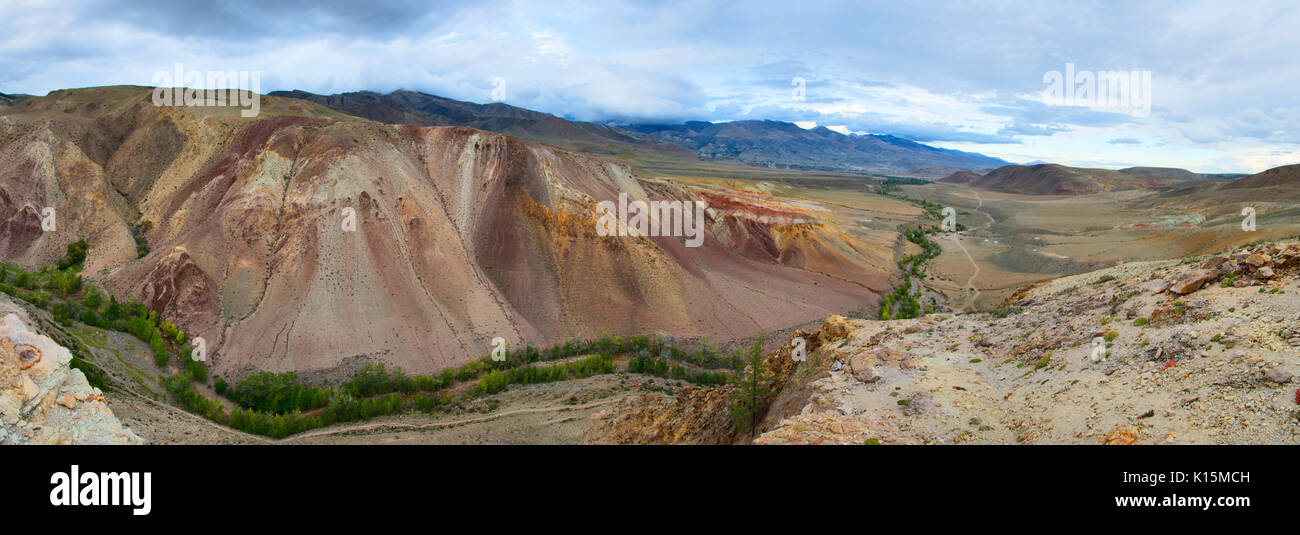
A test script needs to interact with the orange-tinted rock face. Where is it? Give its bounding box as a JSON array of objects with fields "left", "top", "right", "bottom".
[{"left": 0, "top": 87, "right": 892, "bottom": 378}]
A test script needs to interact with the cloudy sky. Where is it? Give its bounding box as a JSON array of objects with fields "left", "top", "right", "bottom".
[{"left": 2, "top": 0, "right": 1298, "bottom": 173}]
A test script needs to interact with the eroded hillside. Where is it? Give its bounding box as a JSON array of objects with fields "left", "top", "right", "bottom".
[{"left": 0, "top": 87, "right": 897, "bottom": 378}]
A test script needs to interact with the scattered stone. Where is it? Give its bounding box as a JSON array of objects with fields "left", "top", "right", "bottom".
[
  {"left": 1139, "top": 279, "right": 1170, "bottom": 294},
  {"left": 1102, "top": 426, "right": 1140, "bottom": 445},
  {"left": 1264, "top": 368, "right": 1294, "bottom": 384},
  {"left": 1168, "top": 269, "right": 1218, "bottom": 294},
  {"left": 849, "top": 353, "right": 881, "bottom": 383},
  {"left": 1200, "top": 256, "right": 1229, "bottom": 273}
]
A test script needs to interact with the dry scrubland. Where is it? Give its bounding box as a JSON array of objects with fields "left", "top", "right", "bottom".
[{"left": 895, "top": 182, "right": 1300, "bottom": 313}]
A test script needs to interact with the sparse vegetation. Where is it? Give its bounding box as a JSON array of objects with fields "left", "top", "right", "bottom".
[
  {"left": 881, "top": 226, "right": 944, "bottom": 320},
  {"left": 728, "top": 334, "right": 773, "bottom": 440},
  {"left": 989, "top": 306, "right": 1021, "bottom": 319},
  {"left": 627, "top": 355, "right": 730, "bottom": 386},
  {"left": 2, "top": 247, "right": 194, "bottom": 388},
  {"left": 132, "top": 220, "right": 152, "bottom": 259}
]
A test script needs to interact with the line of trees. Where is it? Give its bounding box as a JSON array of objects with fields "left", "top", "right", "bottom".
[
  {"left": 881, "top": 226, "right": 944, "bottom": 320},
  {"left": 476, "top": 353, "right": 617, "bottom": 395},
  {"left": 627, "top": 355, "right": 730, "bottom": 385}
]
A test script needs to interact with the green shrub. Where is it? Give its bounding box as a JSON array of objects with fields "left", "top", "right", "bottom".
[{"left": 56, "top": 240, "right": 89, "bottom": 271}]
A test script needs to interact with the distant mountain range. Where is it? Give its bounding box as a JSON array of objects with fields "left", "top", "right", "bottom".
[
  {"left": 269, "top": 89, "right": 1009, "bottom": 176},
  {"left": 939, "top": 163, "right": 1263, "bottom": 196},
  {"left": 1114, "top": 166, "right": 1247, "bottom": 182},
  {"left": 622, "top": 120, "right": 1009, "bottom": 175}
]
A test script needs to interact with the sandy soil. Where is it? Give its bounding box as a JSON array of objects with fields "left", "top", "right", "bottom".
[
  {"left": 895, "top": 182, "right": 1298, "bottom": 313},
  {"left": 758, "top": 248, "right": 1300, "bottom": 445},
  {"left": 283, "top": 374, "right": 686, "bottom": 445}
]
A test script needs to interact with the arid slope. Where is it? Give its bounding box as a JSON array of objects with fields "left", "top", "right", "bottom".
[{"left": 0, "top": 86, "right": 893, "bottom": 377}]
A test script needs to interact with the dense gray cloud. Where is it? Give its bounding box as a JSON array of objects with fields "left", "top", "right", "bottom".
[{"left": 1, "top": 0, "right": 1296, "bottom": 171}]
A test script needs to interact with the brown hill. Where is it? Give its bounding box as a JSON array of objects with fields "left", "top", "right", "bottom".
[
  {"left": 963, "top": 163, "right": 1194, "bottom": 195},
  {"left": 0, "top": 86, "right": 891, "bottom": 378},
  {"left": 937, "top": 169, "right": 982, "bottom": 184},
  {"left": 1220, "top": 163, "right": 1300, "bottom": 191}
]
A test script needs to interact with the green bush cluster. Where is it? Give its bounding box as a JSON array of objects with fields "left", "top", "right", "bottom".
[
  {"left": 132, "top": 221, "right": 152, "bottom": 259},
  {"left": 226, "top": 372, "right": 329, "bottom": 414},
  {"left": 627, "top": 355, "right": 730, "bottom": 385},
  {"left": 476, "top": 353, "right": 616, "bottom": 395}
]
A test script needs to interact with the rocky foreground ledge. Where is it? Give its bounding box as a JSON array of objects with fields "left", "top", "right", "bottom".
[
  {"left": 0, "top": 313, "right": 141, "bottom": 445},
  {"left": 588, "top": 240, "right": 1300, "bottom": 445}
]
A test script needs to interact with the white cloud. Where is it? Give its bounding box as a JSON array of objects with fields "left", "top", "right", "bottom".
[{"left": 1, "top": 0, "right": 1297, "bottom": 173}]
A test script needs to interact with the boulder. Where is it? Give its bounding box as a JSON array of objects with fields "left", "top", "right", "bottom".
[
  {"left": 1168, "top": 269, "right": 1218, "bottom": 294},
  {"left": 1139, "top": 279, "right": 1169, "bottom": 294},
  {"left": 1238, "top": 252, "right": 1269, "bottom": 267},
  {"left": 1263, "top": 368, "right": 1294, "bottom": 384},
  {"left": 1199, "top": 256, "right": 1229, "bottom": 272},
  {"left": 849, "top": 353, "right": 881, "bottom": 383}
]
